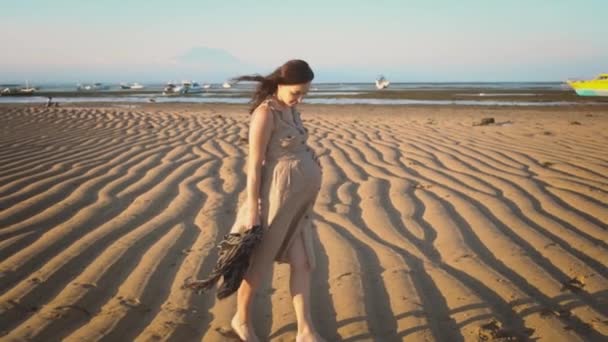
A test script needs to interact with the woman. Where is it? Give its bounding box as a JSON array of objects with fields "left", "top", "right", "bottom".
[{"left": 229, "top": 60, "right": 325, "bottom": 342}]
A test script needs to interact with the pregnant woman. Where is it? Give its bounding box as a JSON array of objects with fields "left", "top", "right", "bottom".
[{"left": 229, "top": 59, "right": 325, "bottom": 342}]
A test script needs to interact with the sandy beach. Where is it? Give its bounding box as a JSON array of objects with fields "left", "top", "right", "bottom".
[{"left": 0, "top": 103, "right": 606, "bottom": 341}]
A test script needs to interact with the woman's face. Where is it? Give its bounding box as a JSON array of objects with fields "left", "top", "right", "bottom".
[{"left": 277, "top": 82, "right": 311, "bottom": 107}]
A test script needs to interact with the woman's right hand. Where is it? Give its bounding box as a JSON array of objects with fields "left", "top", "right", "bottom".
[{"left": 245, "top": 204, "right": 261, "bottom": 230}]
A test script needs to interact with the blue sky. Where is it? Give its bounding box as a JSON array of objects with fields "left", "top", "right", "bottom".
[{"left": 1, "top": 0, "right": 607, "bottom": 82}]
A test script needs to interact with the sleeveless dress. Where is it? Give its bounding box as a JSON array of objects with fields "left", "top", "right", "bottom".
[{"left": 229, "top": 98, "right": 323, "bottom": 271}]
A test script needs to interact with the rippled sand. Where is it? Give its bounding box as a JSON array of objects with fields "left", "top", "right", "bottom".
[{"left": 0, "top": 104, "right": 606, "bottom": 341}]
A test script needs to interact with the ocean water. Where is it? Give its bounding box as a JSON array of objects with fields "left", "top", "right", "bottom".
[
  {"left": 1, "top": 82, "right": 601, "bottom": 106},
  {"left": 6, "top": 81, "right": 569, "bottom": 92}
]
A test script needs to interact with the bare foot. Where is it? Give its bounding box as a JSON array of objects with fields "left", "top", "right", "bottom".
[
  {"left": 296, "top": 330, "right": 326, "bottom": 342},
  {"left": 231, "top": 315, "right": 260, "bottom": 342}
]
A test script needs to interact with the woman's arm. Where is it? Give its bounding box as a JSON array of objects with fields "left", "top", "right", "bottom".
[{"left": 245, "top": 105, "right": 274, "bottom": 227}]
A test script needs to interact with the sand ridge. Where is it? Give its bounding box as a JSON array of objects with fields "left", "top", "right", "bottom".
[{"left": 0, "top": 104, "right": 606, "bottom": 341}]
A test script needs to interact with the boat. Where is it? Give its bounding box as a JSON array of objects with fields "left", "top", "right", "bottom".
[
  {"left": 203, "top": 83, "right": 211, "bottom": 89},
  {"left": 1, "top": 87, "right": 35, "bottom": 96},
  {"left": 19, "top": 80, "right": 36, "bottom": 94},
  {"left": 0, "top": 81, "right": 36, "bottom": 96},
  {"left": 375, "top": 75, "right": 390, "bottom": 89},
  {"left": 222, "top": 81, "right": 232, "bottom": 89},
  {"left": 567, "top": 74, "right": 608, "bottom": 96},
  {"left": 163, "top": 82, "right": 179, "bottom": 95},
  {"left": 163, "top": 80, "right": 204, "bottom": 95},
  {"left": 77, "top": 82, "right": 110, "bottom": 91},
  {"left": 182, "top": 81, "right": 203, "bottom": 94},
  {"left": 120, "top": 82, "right": 144, "bottom": 90}
]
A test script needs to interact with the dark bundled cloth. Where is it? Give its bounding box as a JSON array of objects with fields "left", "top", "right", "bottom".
[{"left": 183, "top": 225, "right": 263, "bottom": 299}]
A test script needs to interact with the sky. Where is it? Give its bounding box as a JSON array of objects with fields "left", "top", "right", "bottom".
[{"left": 1, "top": 0, "right": 607, "bottom": 83}]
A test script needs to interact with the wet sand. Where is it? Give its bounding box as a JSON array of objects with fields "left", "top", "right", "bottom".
[{"left": 8, "top": 87, "right": 608, "bottom": 104}]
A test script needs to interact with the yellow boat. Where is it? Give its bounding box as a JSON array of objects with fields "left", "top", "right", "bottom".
[{"left": 567, "top": 73, "right": 608, "bottom": 96}]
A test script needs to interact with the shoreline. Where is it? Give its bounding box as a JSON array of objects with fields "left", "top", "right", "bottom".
[
  {"left": 2, "top": 101, "right": 608, "bottom": 113},
  {"left": 2, "top": 87, "right": 607, "bottom": 106}
]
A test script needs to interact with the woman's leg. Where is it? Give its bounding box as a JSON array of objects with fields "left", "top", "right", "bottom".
[
  {"left": 288, "top": 234, "right": 325, "bottom": 342},
  {"left": 233, "top": 241, "right": 275, "bottom": 341},
  {"left": 232, "top": 202, "right": 299, "bottom": 341},
  {"left": 232, "top": 270, "right": 262, "bottom": 341}
]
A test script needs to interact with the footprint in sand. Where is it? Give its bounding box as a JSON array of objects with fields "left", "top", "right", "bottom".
[
  {"left": 414, "top": 183, "right": 433, "bottom": 190},
  {"left": 477, "top": 319, "right": 534, "bottom": 341},
  {"left": 561, "top": 276, "right": 586, "bottom": 292}
]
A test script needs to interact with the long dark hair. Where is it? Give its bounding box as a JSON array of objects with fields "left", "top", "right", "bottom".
[{"left": 232, "top": 59, "right": 314, "bottom": 114}]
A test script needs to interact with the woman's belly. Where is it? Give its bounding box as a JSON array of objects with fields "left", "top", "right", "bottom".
[
  {"left": 266, "top": 151, "right": 322, "bottom": 195},
  {"left": 293, "top": 154, "right": 322, "bottom": 189}
]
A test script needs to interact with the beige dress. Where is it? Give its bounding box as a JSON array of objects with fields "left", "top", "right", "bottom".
[{"left": 230, "top": 98, "right": 323, "bottom": 271}]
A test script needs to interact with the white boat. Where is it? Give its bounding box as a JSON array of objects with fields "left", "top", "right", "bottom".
[
  {"left": 183, "top": 81, "right": 203, "bottom": 94},
  {"left": 19, "top": 80, "right": 36, "bottom": 94},
  {"left": 77, "top": 82, "right": 110, "bottom": 91},
  {"left": 18, "top": 87, "right": 36, "bottom": 95},
  {"left": 0, "top": 82, "right": 36, "bottom": 96},
  {"left": 375, "top": 75, "right": 390, "bottom": 89},
  {"left": 163, "top": 82, "right": 179, "bottom": 95},
  {"left": 203, "top": 83, "right": 211, "bottom": 89},
  {"left": 163, "top": 80, "right": 204, "bottom": 95},
  {"left": 222, "top": 81, "right": 232, "bottom": 89},
  {"left": 120, "top": 82, "right": 144, "bottom": 90}
]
